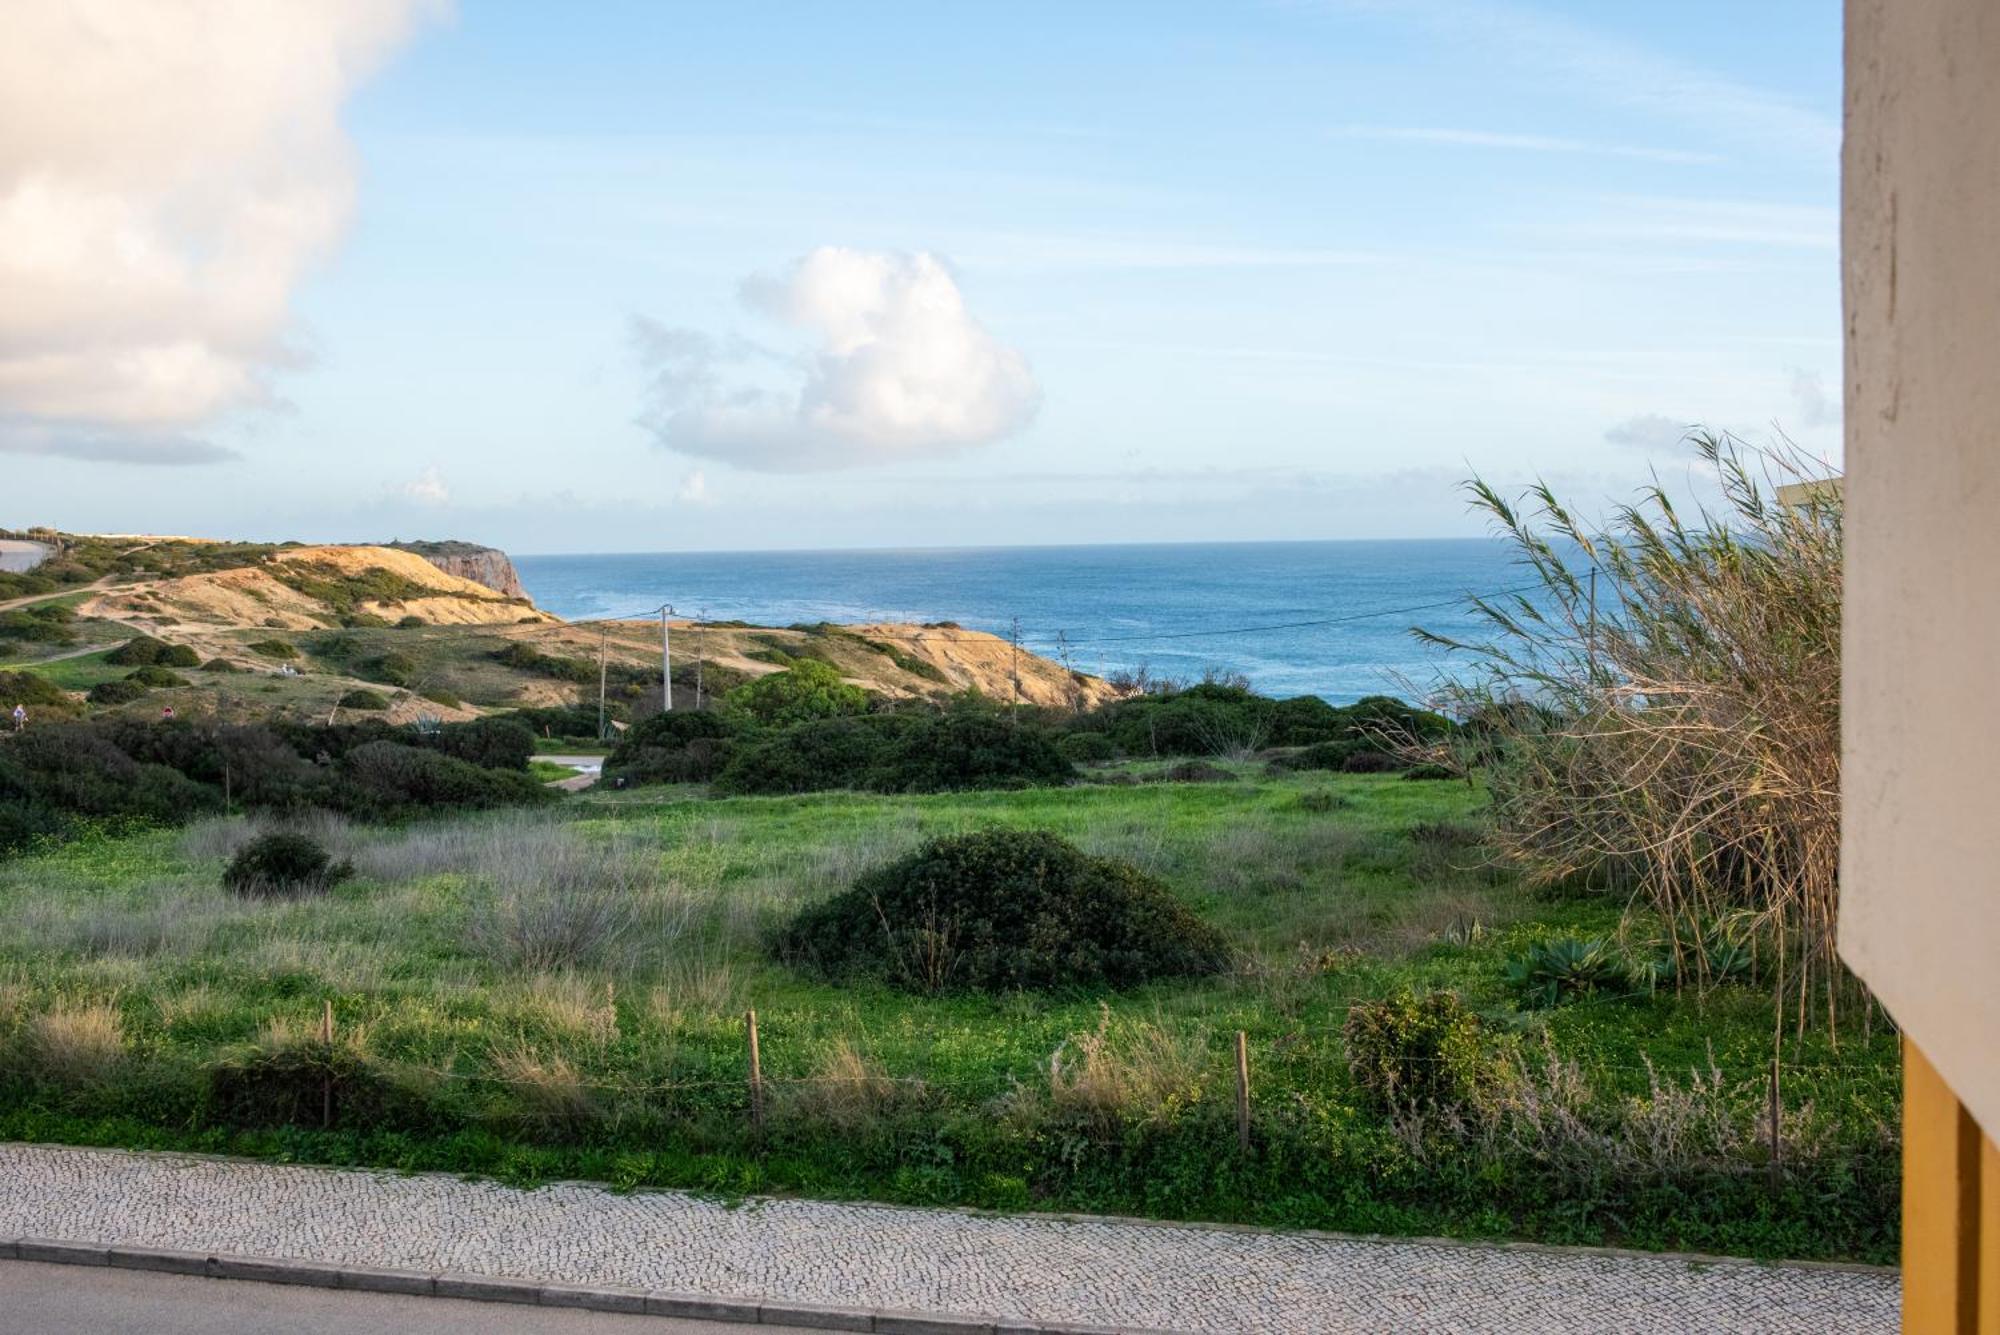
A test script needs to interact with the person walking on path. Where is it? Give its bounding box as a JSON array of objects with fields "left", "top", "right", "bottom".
[{"left": 9, "top": 703, "right": 22, "bottom": 732}]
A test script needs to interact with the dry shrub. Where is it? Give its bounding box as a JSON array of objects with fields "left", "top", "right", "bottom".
[
  {"left": 778, "top": 1037, "right": 916, "bottom": 1131},
  {"left": 1477, "top": 1038, "right": 1841, "bottom": 1187},
  {"left": 489, "top": 1041, "right": 596, "bottom": 1132},
  {"left": 646, "top": 955, "right": 743, "bottom": 1029},
  {"left": 26, "top": 1002, "right": 127, "bottom": 1088},
  {"left": 1033, "top": 1006, "right": 1213, "bottom": 1130},
  {"left": 181, "top": 810, "right": 355, "bottom": 865},
  {"left": 208, "top": 1017, "right": 385, "bottom": 1129},
  {"left": 1425, "top": 432, "right": 1848, "bottom": 1033},
  {"left": 467, "top": 831, "right": 691, "bottom": 972},
  {"left": 508, "top": 972, "right": 619, "bottom": 1046}
]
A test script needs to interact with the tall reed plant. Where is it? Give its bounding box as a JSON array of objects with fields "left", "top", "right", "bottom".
[{"left": 1421, "top": 432, "right": 1850, "bottom": 1039}]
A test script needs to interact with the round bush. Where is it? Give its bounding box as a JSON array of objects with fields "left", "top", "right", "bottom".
[
  {"left": 337, "top": 688, "right": 390, "bottom": 711},
  {"left": 1057, "top": 731, "right": 1117, "bottom": 765},
  {"left": 123, "top": 665, "right": 188, "bottom": 688},
  {"left": 223, "top": 831, "right": 353, "bottom": 898},
  {"left": 86, "top": 677, "right": 149, "bottom": 705},
  {"left": 1342, "top": 989, "right": 1504, "bottom": 1115},
  {"left": 774, "top": 830, "right": 1230, "bottom": 993}
]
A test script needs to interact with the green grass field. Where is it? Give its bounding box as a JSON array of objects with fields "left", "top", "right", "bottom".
[{"left": 0, "top": 765, "right": 1899, "bottom": 1261}]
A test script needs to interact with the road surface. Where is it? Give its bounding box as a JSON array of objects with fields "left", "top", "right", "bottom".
[{"left": 0, "top": 1261, "right": 822, "bottom": 1335}]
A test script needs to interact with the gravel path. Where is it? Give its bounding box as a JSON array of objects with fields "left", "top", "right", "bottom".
[{"left": 0, "top": 1143, "right": 1897, "bottom": 1333}]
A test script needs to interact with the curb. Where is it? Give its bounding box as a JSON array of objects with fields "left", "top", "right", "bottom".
[{"left": 0, "top": 1236, "right": 1172, "bottom": 1335}]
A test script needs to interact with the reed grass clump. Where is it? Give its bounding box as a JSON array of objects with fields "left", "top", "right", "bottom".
[{"left": 1423, "top": 432, "right": 1849, "bottom": 1034}]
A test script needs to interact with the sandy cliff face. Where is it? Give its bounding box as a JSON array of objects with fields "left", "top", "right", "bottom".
[
  {"left": 388, "top": 541, "right": 528, "bottom": 599},
  {"left": 83, "top": 545, "right": 555, "bottom": 633}
]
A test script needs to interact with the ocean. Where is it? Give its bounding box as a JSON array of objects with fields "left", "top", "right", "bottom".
[{"left": 513, "top": 539, "right": 1530, "bottom": 703}]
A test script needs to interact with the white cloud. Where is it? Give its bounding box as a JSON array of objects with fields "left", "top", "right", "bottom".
[
  {"left": 0, "top": 0, "right": 439, "bottom": 460},
  {"left": 1789, "top": 368, "right": 1840, "bottom": 428},
  {"left": 635, "top": 247, "right": 1040, "bottom": 472},
  {"left": 402, "top": 465, "right": 450, "bottom": 505},
  {"left": 677, "top": 469, "right": 712, "bottom": 505},
  {"left": 1604, "top": 413, "right": 1692, "bottom": 454}
]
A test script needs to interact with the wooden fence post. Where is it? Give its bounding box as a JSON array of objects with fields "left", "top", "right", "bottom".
[
  {"left": 320, "top": 1000, "right": 335, "bottom": 1129},
  {"left": 1234, "top": 1030, "right": 1251, "bottom": 1154},
  {"left": 746, "top": 1009, "right": 765, "bottom": 1133},
  {"left": 1767, "top": 1054, "right": 1782, "bottom": 1192}
]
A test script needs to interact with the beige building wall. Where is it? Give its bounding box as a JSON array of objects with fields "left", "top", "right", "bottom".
[{"left": 1840, "top": 0, "right": 2000, "bottom": 1139}]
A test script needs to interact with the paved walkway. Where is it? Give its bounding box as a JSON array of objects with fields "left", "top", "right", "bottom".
[{"left": 0, "top": 1144, "right": 1897, "bottom": 1333}]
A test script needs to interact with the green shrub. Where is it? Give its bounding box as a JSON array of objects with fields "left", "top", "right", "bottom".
[
  {"left": 0, "top": 605, "right": 78, "bottom": 645},
  {"left": 604, "top": 709, "right": 739, "bottom": 786},
  {"left": 420, "top": 687, "right": 460, "bottom": 707},
  {"left": 337, "top": 689, "right": 390, "bottom": 711},
  {"left": 725, "top": 659, "right": 869, "bottom": 727},
  {"left": 429, "top": 716, "right": 535, "bottom": 771},
  {"left": 1505, "top": 936, "right": 1625, "bottom": 1008},
  {"left": 337, "top": 741, "right": 550, "bottom": 816},
  {"left": 1293, "top": 789, "right": 1350, "bottom": 813},
  {"left": 1402, "top": 762, "right": 1459, "bottom": 781},
  {"left": 123, "top": 665, "right": 188, "bottom": 688},
  {"left": 247, "top": 639, "right": 298, "bottom": 660},
  {"left": 200, "top": 657, "right": 241, "bottom": 673},
  {"left": 1340, "top": 750, "right": 1403, "bottom": 774},
  {"left": 1058, "top": 731, "right": 1118, "bottom": 765},
  {"left": 396, "top": 615, "right": 427, "bottom": 629},
  {"left": 223, "top": 831, "right": 353, "bottom": 897},
  {"left": 359, "top": 651, "right": 416, "bottom": 687},
  {"left": 1157, "top": 760, "right": 1236, "bottom": 783},
  {"left": 774, "top": 829, "right": 1230, "bottom": 993},
  {"left": 107, "top": 635, "right": 187, "bottom": 666},
  {"left": 86, "top": 678, "right": 149, "bottom": 705},
  {"left": 207, "top": 1031, "right": 398, "bottom": 1129},
  {"left": 874, "top": 710, "right": 1074, "bottom": 793},
  {"left": 713, "top": 715, "right": 908, "bottom": 795},
  {"left": 1343, "top": 989, "right": 1504, "bottom": 1115},
  {"left": 0, "top": 670, "right": 77, "bottom": 713}
]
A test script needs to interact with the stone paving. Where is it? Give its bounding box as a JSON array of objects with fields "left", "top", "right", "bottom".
[{"left": 0, "top": 1143, "right": 1897, "bottom": 1333}]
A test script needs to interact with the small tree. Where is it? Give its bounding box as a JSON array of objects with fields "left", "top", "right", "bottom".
[{"left": 723, "top": 659, "right": 868, "bottom": 727}]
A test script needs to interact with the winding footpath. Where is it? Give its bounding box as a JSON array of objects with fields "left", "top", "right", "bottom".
[{"left": 0, "top": 1143, "right": 1896, "bottom": 1333}]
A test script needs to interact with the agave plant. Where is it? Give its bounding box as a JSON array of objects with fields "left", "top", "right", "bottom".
[{"left": 1504, "top": 935, "right": 1624, "bottom": 1009}]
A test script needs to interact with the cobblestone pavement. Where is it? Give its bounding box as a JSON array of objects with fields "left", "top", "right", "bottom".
[{"left": 0, "top": 1143, "right": 1897, "bottom": 1333}]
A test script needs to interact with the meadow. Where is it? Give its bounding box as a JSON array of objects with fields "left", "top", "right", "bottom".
[{"left": 0, "top": 763, "right": 1899, "bottom": 1262}]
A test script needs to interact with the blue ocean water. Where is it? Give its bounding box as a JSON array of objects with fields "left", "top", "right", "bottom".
[{"left": 513, "top": 539, "right": 1530, "bottom": 703}]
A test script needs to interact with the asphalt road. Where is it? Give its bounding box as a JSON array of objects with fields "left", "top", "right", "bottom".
[{"left": 0, "top": 1262, "right": 821, "bottom": 1335}]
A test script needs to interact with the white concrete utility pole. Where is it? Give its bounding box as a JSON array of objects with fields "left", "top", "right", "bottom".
[{"left": 660, "top": 607, "right": 672, "bottom": 712}]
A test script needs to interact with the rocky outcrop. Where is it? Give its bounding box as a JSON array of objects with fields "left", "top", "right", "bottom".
[{"left": 387, "top": 540, "right": 528, "bottom": 600}]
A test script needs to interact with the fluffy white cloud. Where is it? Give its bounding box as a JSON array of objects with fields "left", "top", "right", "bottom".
[
  {"left": 402, "top": 465, "right": 450, "bottom": 505},
  {"left": 1604, "top": 413, "right": 1692, "bottom": 454},
  {"left": 1789, "top": 368, "right": 1840, "bottom": 429},
  {"left": 635, "top": 247, "right": 1040, "bottom": 472},
  {"left": 0, "top": 0, "right": 437, "bottom": 461}
]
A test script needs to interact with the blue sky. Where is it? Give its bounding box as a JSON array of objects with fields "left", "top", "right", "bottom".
[{"left": 5, "top": 1, "right": 1841, "bottom": 553}]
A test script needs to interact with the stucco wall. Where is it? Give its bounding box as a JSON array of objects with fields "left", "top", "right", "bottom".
[{"left": 1841, "top": 0, "right": 2000, "bottom": 1139}]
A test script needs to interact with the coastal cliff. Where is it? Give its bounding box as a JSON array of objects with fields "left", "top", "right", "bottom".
[{"left": 388, "top": 540, "right": 528, "bottom": 599}]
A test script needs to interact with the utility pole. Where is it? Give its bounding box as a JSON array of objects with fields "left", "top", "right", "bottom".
[
  {"left": 596, "top": 624, "right": 609, "bottom": 740},
  {"left": 694, "top": 607, "right": 707, "bottom": 711},
  {"left": 1008, "top": 616, "right": 1022, "bottom": 715},
  {"left": 660, "top": 606, "right": 673, "bottom": 713}
]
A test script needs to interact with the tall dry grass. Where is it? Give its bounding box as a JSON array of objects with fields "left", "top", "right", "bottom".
[{"left": 1423, "top": 432, "right": 1848, "bottom": 1037}]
